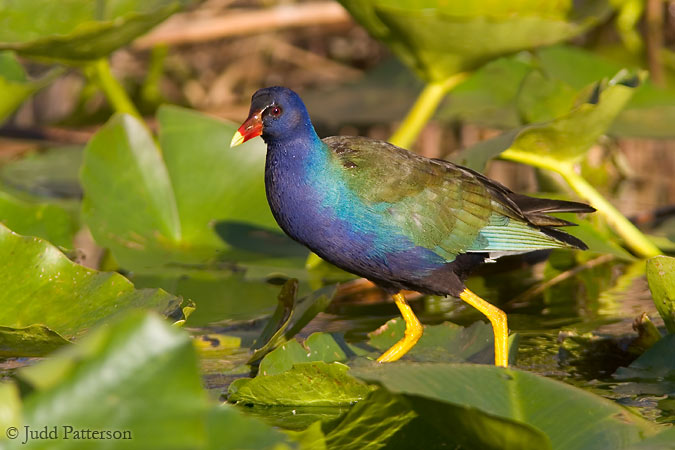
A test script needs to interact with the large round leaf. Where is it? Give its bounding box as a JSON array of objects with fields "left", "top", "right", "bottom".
[
  {"left": 9, "top": 312, "right": 294, "bottom": 450},
  {"left": 228, "top": 362, "right": 373, "bottom": 407},
  {"left": 81, "top": 107, "right": 285, "bottom": 271},
  {"left": 157, "top": 105, "right": 276, "bottom": 247},
  {"left": 0, "top": 0, "right": 188, "bottom": 61},
  {"left": 0, "top": 224, "right": 185, "bottom": 356},
  {"left": 339, "top": 0, "right": 609, "bottom": 81},
  {"left": 352, "top": 363, "right": 659, "bottom": 450}
]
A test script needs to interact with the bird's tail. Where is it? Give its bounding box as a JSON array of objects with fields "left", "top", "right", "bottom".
[{"left": 509, "top": 193, "right": 595, "bottom": 250}]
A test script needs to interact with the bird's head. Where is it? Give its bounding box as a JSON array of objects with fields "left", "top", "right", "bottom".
[{"left": 230, "top": 86, "right": 312, "bottom": 147}]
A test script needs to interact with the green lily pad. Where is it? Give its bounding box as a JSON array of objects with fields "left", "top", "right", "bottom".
[
  {"left": 291, "top": 387, "right": 551, "bottom": 450},
  {"left": 206, "top": 405, "right": 296, "bottom": 450},
  {"left": 256, "top": 318, "right": 517, "bottom": 377},
  {"left": 81, "top": 107, "right": 299, "bottom": 273},
  {"left": 0, "top": 325, "right": 70, "bottom": 358},
  {"left": 157, "top": 105, "right": 278, "bottom": 249},
  {"left": 353, "top": 363, "right": 659, "bottom": 450},
  {"left": 228, "top": 362, "right": 373, "bottom": 407},
  {"left": 0, "top": 223, "right": 186, "bottom": 356},
  {"left": 402, "top": 393, "right": 552, "bottom": 450},
  {"left": 249, "top": 280, "right": 338, "bottom": 364},
  {"left": 11, "top": 312, "right": 294, "bottom": 450},
  {"left": 0, "top": 189, "right": 77, "bottom": 248},
  {"left": 258, "top": 332, "right": 365, "bottom": 377},
  {"left": 0, "top": 0, "right": 188, "bottom": 62},
  {"left": 628, "top": 426, "right": 675, "bottom": 450},
  {"left": 321, "top": 385, "right": 552, "bottom": 450},
  {"left": 318, "top": 387, "right": 418, "bottom": 450},
  {"left": 339, "top": 0, "right": 608, "bottom": 81},
  {"left": 283, "top": 421, "right": 328, "bottom": 450},
  {"left": 646, "top": 256, "right": 675, "bottom": 333}
]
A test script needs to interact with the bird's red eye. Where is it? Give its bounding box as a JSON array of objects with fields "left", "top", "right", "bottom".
[{"left": 269, "top": 106, "right": 282, "bottom": 117}]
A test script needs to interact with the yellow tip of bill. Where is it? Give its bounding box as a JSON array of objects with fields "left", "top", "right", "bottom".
[{"left": 230, "top": 130, "right": 245, "bottom": 148}]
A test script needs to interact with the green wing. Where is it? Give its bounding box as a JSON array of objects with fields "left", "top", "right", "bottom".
[{"left": 323, "top": 136, "right": 577, "bottom": 261}]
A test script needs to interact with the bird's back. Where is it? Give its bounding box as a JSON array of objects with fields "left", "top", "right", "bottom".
[{"left": 322, "top": 135, "right": 592, "bottom": 262}]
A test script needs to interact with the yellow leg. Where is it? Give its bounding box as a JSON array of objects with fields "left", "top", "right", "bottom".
[
  {"left": 459, "top": 288, "right": 509, "bottom": 367},
  {"left": 377, "top": 292, "right": 424, "bottom": 363}
]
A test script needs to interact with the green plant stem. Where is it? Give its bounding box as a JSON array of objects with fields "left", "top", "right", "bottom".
[
  {"left": 90, "top": 58, "right": 141, "bottom": 119},
  {"left": 389, "top": 72, "right": 469, "bottom": 148},
  {"left": 501, "top": 148, "right": 661, "bottom": 258}
]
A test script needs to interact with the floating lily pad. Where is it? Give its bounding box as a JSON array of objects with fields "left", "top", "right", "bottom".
[
  {"left": 0, "top": 325, "right": 70, "bottom": 358},
  {"left": 320, "top": 386, "right": 551, "bottom": 450},
  {"left": 0, "top": 0, "right": 188, "bottom": 61},
  {"left": 254, "top": 317, "right": 517, "bottom": 378},
  {"left": 10, "top": 312, "right": 293, "bottom": 450},
  {"left": 254, "top": 316, "right": 514, "bottom": 377},
  {"left": 628, "top": 427, "right": 675, "bottom": 450},
  {"left": 318, "top": 388, "right": 418, "bottom": 450},
  {"left": 258, "top": 332, "right": 364, "bottom": 377},
  {"left": 228, "top": 362, "right": 373, "bottom": 407},
  {"left": 0, "top": 224, "right": 187, "bottom": 356},
  {"left": 353, "top": 363, "right": 659, "bottom": 450}
]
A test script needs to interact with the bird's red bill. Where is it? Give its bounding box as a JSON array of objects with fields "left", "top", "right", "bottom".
[{"left": 231, "top": 110, "right": 263, "bottom": 147}]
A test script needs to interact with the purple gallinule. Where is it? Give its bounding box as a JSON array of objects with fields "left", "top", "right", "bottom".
[{"left": 232, "top": 87, "right": 593, "bottom": 366}]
